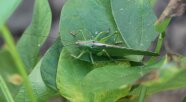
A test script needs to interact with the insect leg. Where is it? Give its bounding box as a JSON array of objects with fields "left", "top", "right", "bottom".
[
  {"left": 89, "top": 52, "right": 94, "bottom": 64},
  {"left": 113, "top": 31, "right": 120, "bottom": 42},
  {"left": 69, "top": 31, "right": 78, "bottom": 36},
  {"left": 103, "top": 49, "right": 113, "bottom": 60},
  {"left": 69, "top": 30, "right": 83, "bottom": 37},
  {"left": 69, "top": 30, "right": 87, "bottom": 40},
  {"left": 99, "top": 31, "right": 120, "bottom": 43},
  {"left": 98, "top": 49, "right": 113, "bottom": 61},
  {"left": 71, "top": 50, "right": 86, "bottom": 59},
  {"left": 94, "top": 29, "right": 110, "bottom": 41}
]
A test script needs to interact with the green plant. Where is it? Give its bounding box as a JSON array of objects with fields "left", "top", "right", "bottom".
[{"left": 0, "top": 0, "right": 186, "bottom": 102}]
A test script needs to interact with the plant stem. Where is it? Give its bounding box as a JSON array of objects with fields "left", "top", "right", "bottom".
[
  {"left": 0, "top": 75, "right": 15, "bottom": 102},
  {"left": 147, "top": 32, "right": 165, "bottom": 64},
  {"left": 0, "top": 26, "right": 36, "bottom": 102},
  {"left": 138, "top": 86, "right": 147, "bottom": 102},
  {"left": 139, "top": 33, "right": 165, "bottom": 102}
]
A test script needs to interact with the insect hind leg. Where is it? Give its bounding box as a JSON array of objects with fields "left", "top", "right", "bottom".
[
  {"left": 97, "top": 49, "right": 114, "bottom": 61},
  {"left": 98, "top": 30, "right": 121, "bottom": 43},
  {"left": 71, "top": 51, "right": 95, "bottom": 64},
  {"left": 89, "top": 52, "right": 94, "bottom": 64},
  {"left": 71, "top": 50, "right": 86, "bottom": 59}
]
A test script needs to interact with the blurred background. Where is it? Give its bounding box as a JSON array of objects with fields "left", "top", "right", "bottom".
[{"left": 1, "top": 0, "right": 186, "bottom": 102}]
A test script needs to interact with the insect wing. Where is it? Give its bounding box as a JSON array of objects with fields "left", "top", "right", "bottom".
[{"left": 93, "top": 44, "right": 158, "bottom": 56}]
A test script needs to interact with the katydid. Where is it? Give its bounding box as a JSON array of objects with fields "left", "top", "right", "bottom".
[
  {"left": 20, "top": 29, "right": 158, "bottom": 64},
  {"left": 68, "top": 30, "right": 158, "bottom": 64}
]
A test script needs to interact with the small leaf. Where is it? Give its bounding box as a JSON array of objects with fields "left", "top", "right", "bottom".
[
  {"left": 16, "top": 0, "right": 52, "bottom": 71},
  {"left": 15, "top": 60, "right": 58, "bottom": 102},
  {"left": 40, "top": 37, "right": 63, "bottom": 91},
  {"left": 0, "top": 0, "right": 21, "bottom": 29},
  {"left": 144, "top": 57, "right": 186, "bottom": 94},
  {"left": 139, "top": 63, "right": 180, "bottom": 86}
]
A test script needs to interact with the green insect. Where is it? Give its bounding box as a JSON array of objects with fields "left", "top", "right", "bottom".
[{"left": 63, "top": 30, "right": 158, "bottom": 64}]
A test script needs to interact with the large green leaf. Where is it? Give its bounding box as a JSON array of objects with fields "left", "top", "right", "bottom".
[
  {"left": 56, "top": 48, "right": 93, "bottom": 102},
  {"left": 15, "top": 60, "right": 58, "bottom": 102},
  {"left": 0, "top": 0, "right": 21, "bottom": 29},
  {"left": 56, "top": 48, "right": 131, "bottom": 102},
  {"left": 56, "top": 48, "right": 166, "bottom": 102},
  {"left": 16, "top": 0, "right": 52, "bottom": 71},
  {"left": 60, "top": 0, "right": 121, "bottom": 62},
  {"left": 111, "top": 0, "right": 158, "bottom": 51},
  {"left": 40, "top": 37, "right": 63, "bottom": 91},
  {"left": 0, "top": 49, "right": 20, "bottom": 102},
  {"left": 82, "top": 57, "right": 166, "bottom": 100}
]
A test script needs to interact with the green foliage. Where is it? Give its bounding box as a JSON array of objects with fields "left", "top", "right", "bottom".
[
  {"left": 155, "top": 18, "right": 171, "bottom": 33},
  {"left": 146, "top": 59, "right": 186, "bottom": 94},
  {"left": 15, "top": 60, "right": 58, "bottom": 102},
  {"left": 82, "top": 58, "right": 166, "bottom": 92},
  {"left": 183, "top": 96, "right": 186, "bottom": 102},
  {"left": 111, "top": 0, "right": 158, "bottom": 51},
  {"left": 16, "top": 0, "right": 52, "bottom": 71},
  {"left": 56, "top": 48, "right": 93, "bottom": 102},
  {"left": 0, "top": 49, "right": 19, "bottom": 102},
  {"left": 40, "top": 37, "right": 63, "bottom": 90},
  {"left": 0, "top": 75, "right": 14, "bottom": 102},
  {"left": 128, "top": 57, "right": 186, "bottom": 99},
  {"left": 0, "top": 0, "right": 186, "bottom": 102},
  {"left": 0, "top": 0, "right": 21, "bottom": 29}
]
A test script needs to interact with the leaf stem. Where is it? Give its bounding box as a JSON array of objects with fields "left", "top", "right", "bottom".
[
  {"left": 139, "top": 33, "right": 165, "bottom": 102},
  {"left": 0, "top": 75, "right": 15, "bottom": 102},
  {"left": 138, "top": 86, "right": 147, "bottom": 102},
  {"left": 0, "top": 26, "right": 36, "bottom": 102},
  {"left": 147, "top": 32, "right": 165, "bottom": 64}
]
